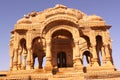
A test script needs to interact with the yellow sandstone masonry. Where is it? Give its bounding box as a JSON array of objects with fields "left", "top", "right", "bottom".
[{"left": 0, "top": 4, "right": 119, "bottom": 80}]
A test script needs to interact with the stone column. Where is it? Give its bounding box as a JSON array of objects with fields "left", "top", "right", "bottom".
[
  {"left": 44, "top": 38, "right": 53, "bottom": 71},
  {"left": 26, "top": 31, "right": 32, "bottom": 70},
  {"left": 12, "top": 31, "right": 19, "bottom": 71},
  {"left": 90, "top": 31, "right": 99, "bottom": 67},
  {"left": 9, "top": 46, "right": 14, "bottom": 71},
  {"left": 17, "top": 49, "right": 22, "bottom": 70},
  {"left": 21, "top": 49, "right": 27, "bottom": 70},
  {"left": 103, "top": 31, "right": 113, "bottom": 66},
  {"left": 103, "top": 43, "right": 113, "bottom": 66},
  {"left": 101, "top": 46, "right": 106, "bottom": 65},
  {"left": 90, "top": 44, "right": 99, "bottom": 67},
  {"left": 26, "top": 48, "right": 32, "bottom": 70},
  {"left": 73, "top": 39, "right": 83, "bottom": 69},
  {"left": 10, "top": 56, "right": 13, "bottom": 71},
  {"left": 9, "top": 33, "right": 14, "bottom": 71},
  {"left": 13, "top": 49, "right": 18, "bottom": 71},
  {"left": 30, "top": 50, "right": 34, "bottom": 69}
]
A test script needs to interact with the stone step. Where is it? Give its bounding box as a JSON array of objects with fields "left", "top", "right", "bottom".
[{"left": 49, "top": 77, "right": 85, "bottom": 80}]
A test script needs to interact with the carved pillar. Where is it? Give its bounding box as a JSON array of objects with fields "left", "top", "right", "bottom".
[
  {"left": 9, "top": 45, "right": 14, "bottom": 71},
  {"left": 9, "top": 33, "right": 14, "bottom": 71},
  {"left": 44, "top": 38, "right": 53, "bottom": 71},
  {"left": 10, "top": 56, "right": 13, "bottom": 71},
  {"left": 12, "top": 31, "right": 19, "bottom": 71},
  {"left": 103, "top": 31, "right": 113, "bottom": 66},
  {"left": 26, "top": 31, "right": 32, "bottom": 70},
  {"left": 30, "top": 50, "right": 34, "bottom": 69},
  {"left": 73, "top": 39, "right": 83, "bottom": 69},
  {"left": 103, "top": 43, "right": 113, "bottom": 66},
  {"left": 101, "top": 46, "right": 106, "bottom": 65},
  {"left": 26, "top": 48, "right": 32, "bottom": 70},
  {"left": 13, "top": 49, "right": 18, "bottom": 71},
  {"left": 17, "top": 49, "right": 22, "bottom": 70},
  {"left": 90, "top": 31, "right": 99, "bottom": 67},
  {"left": 21, "top": 49, "right": 27, "bottom": 70},
  {"left": 90, "top": 44, "right": 99, "bottom": 67},
  {"left": 102, "top": 31, "right": 107, "bottom": 65}
]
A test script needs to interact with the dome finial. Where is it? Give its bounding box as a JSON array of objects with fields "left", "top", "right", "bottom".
[{"left": 54, "top": 4, "right": 67, "bottom": 9}]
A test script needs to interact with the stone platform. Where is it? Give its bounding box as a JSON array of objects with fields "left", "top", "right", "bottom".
[{"left": 0, "top": 68, "right": 120, "bottom": 80}]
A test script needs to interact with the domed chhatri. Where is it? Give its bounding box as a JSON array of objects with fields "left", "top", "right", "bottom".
[
  {"left": 17, "top": 18, "right": 32, "bottom": 24},
  {"left": 88, "top": 15, "right": 103, "bottom": 21},
  {"left": 2, "top": 4, "right": 118, "bottom": 80}
]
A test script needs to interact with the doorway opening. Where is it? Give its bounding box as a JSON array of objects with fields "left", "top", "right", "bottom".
[
  {"left": 52, "top": 29, "right": 73, "bottom": 67},
  {"left": 57, "top": 52, "right": 66, "bottom": 68}
]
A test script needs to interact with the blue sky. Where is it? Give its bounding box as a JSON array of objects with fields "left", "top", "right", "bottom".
[{"left": 0, "top": 0, "right": 120, "bottom": 70}]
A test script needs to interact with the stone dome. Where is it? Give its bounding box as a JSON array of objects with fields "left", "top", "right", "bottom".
[
  {"left": 87, "top": 15, "right": 103, "bottom": 21},
  {"left": 17, "top": 18, "right": 32, "bottom": 24}
]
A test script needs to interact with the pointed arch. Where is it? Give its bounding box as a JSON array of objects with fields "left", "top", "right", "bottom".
[
  {"left": 82, "top": 51, "right": 92, "bottom": 67},
  {"left": 81, "top": 35, "right": 91, "bottom": 48},
  {"left": 51, "top": 29, "right": 73, "bottom": 68},
  {"left": 31, "top": 37, "right": 45, "bottom": 69},
  {"left": 18, "top": 38, "right": 27, "bottom": 70},
  {"left": 42, "top": 16, "right": 78, "bottom": 35},
  {"left": 19, "top": 38, "right": 27, "bottom": 49}
]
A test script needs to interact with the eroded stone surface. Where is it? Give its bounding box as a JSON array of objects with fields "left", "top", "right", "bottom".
[{"left": 0, "top": 4, "right": 118, "bottom": 80}]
